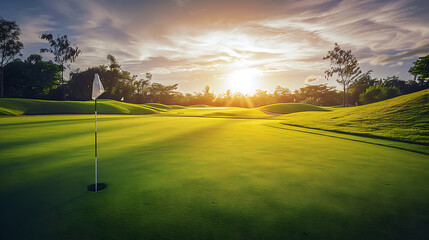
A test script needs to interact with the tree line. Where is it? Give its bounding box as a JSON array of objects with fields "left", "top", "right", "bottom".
[{"left": 1, "top": 17, "right": 428, "bottom": 107}]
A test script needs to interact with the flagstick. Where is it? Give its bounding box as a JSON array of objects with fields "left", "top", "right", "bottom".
[{"left": 95, "top": 99, "right": 98, "bottom": 192}]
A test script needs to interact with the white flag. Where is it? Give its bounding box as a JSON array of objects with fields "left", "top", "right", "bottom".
[{"left": 92, "top": 74, "right": 105, "bottom": 100}]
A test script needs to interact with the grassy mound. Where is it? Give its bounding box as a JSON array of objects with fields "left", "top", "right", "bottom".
[
  {"left": 139, "top": 104, "right": 167, "bottom": 112},
  {"left": 0, "top": 98, "right": 157, "bottom": 116},
  {"left": 189, "top": 104, "right": 210, "bottom": 107},
  {"left": 169, "top": 105, "right": 186, "bottom": 109},
  {"left": 279, "top": 89, "right": 429, "bottom": 144},
  {"left": 260, "top": 103, "right": 328, "bottom": 114},
  {"left": 163, "top": 107, "right": 272, "bottom": 118},
  {"left": 144, "top": 103, "right": 173, "bottom": 110},
  {"left": 140, "top": 103, "right": 186, "bottom": 111}
]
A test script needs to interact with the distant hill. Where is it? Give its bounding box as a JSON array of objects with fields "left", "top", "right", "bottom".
[
  {"left": 260, "top": 103, "right": 328, "bottom": 114},
  {"left": 0, "top": 98, "right": 157, "bottom": 116},
  {"left": 279, "top": 89, "right": 429, "bottom": 144}
]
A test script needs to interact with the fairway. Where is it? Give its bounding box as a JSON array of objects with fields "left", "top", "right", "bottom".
[{"left": 1, "top": 114, "right": 428, "bottom": 239}]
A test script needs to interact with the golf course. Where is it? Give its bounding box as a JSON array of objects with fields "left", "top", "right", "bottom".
[{"left": 1, "top": 90, "right": 428, "bottom": 240}]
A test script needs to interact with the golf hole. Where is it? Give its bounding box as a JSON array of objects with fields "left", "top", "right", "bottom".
[{"left": 87, "top": 183, "right": 107, "bottom": 192}]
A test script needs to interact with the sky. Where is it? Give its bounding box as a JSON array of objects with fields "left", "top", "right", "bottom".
[{"left": 2, "top": 0, "right": 429, "bottom": 94}]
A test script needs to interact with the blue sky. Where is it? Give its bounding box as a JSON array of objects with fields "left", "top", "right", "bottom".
[{"left": 2, "top": 0, "right": 429, "bottom": 93}]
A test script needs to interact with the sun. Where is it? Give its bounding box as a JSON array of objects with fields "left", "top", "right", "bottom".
[{"left": 227, "top": 68, "right": 262, "bottom": 94}]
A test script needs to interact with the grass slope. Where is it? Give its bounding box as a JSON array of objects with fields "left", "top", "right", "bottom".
[
  {"left": 260, "top": 103, "right": 328, "bottom": 114},
  {"left": 140, "top": 103, "right": 186, "bottom": 111},
  {"left": 164, "top": 107, "right": 272, "bottom": 119},
  {"left": 279, "top": 89, "right": 429, "bottom": 144},
  {"left": 1, "top": 115, "right": 428, "bottom": 239},
  {"left": 0, "top": 98, "right": 157, "bottom": 116},
  {"left": 143, "top": 103, "right": 173, "bottom": 110},
  {"left": 189, "top": 104, "right": 210, "bottom": 107}
]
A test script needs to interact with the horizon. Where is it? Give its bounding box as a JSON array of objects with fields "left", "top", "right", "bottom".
[{"left": 2, "top": 0, "right": 429, "bottom": 94}]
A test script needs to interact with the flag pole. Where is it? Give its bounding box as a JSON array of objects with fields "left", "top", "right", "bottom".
[
  {"left": 95, "top": 98, "right": 98, "bottom": 192},
  {"left": 92, "top": 73, "right": 104, "bottom": 192}
]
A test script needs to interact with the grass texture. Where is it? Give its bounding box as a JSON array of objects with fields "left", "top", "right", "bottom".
[
  {"left": 278, "top": 89, "right": 429, "bottom": 144},
  {"left": 0, "top": 114, "right": 428, "bottom": 239},
  {"left": 260, "top": 103, "right": 328, "bottom": 114},
  {"left": 0, "top": 98, "right": 157, "bottom": 116}
]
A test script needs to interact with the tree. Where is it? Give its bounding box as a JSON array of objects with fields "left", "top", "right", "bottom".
[
  {"left": 349, "top": 70, "right": 376, "bottom": 104},
  {"left": 3, "top": 55, "right": 61, "bottom": 98},
  {"left": 68, "top": 65, "right": 137, "bottom": 101},
  {"left": 107, "top": 54, "right": 121, "bottom": 70},
  {"left": 133, "top": 73, "right": 152, "bottom": 103},
  {"left": 294, "top": 84, "right": 341, "bottom": 106},
  {"left": 274, "top": 86, "right": 293, "bottom": 103},
  {"left": 202, "top": 85, "right": 215, "bottom": 104},
  {"left": 359, "top": 85, "right": 400, "bottom": 104},
  {"left": 324, "top": 43, "right": 362, "bottom": 106},
  {"left": 146, "top": 82, "right": 179, "bottom": 104},
  {"left": 26, "top": 54, "right": 43, "bottom": 64},
  {"left": 409, "top": 55, "right": 429, "bottom": 81},
  {"left": 0, "top": 18, "right": 24, "bottom": 98},
  {"left": 40, "top": 33, "right": 81, "bottom": 100}
]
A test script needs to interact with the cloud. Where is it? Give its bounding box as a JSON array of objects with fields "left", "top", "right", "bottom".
[
  {"left": 305, "top": 75, "right": 325, "bottom": 84},
  {"left": 174, "top": 0, "right": 190, "bottom": 7},
  {"left": 19, "top": 15, "right": 54, "bottom": 43},
  {"left": 6, "top": 0, "right": 429, "bottom": 92},
  {"left": 370, "top": 39, "right": 429, "bottom": 65}
]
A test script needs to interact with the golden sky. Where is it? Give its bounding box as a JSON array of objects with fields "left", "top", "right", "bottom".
[{"left": 3, "top": 0, "right": 429, "bottom": 93}]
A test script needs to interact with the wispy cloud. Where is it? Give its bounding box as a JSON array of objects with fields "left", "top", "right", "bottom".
[
  {"left": 7, "top": 0, "right": 429, "bottom": 92},
  {"left": 370, "top": 39, "right": 429, "bottom": 65},
  {"left": 20, "top": 15, "right": 54, "bottom": 43},
  {"left": 305, "top": 75, "right": 326, "bottom": 84}
]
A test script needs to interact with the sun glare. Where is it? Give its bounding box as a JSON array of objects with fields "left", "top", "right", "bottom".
[{"left": 227, "top": 68, "right": 262, "bottom": 94}]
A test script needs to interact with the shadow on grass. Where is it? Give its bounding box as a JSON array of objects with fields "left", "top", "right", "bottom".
[
  {"left": 280, "top": 123, "right": 429, "bottom": 146},
  {"left": 266, "top": 124, "right": 429, "bottom": 156},
  {"left": 0, "top": 115, "right": 142, "bottom": 128}
]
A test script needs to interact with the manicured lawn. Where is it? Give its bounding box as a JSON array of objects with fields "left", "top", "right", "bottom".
[
  {"left": 1, "top": 114, "right": 428, "bottom": 239},
  {"left": 278, "top": 89, "right": 429, "bottom": 144}
]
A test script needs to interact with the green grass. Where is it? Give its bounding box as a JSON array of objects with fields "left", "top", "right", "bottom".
[
  {"left": 0, "top": 98, "right": 158, "bottom": 116},
  {"left": 1, "top": 115, "right": 429, "bottom": 240},
  {"left": 140, "top": 103, "right": 187, "bottom": 112},
  {"left": 1, "top": 92, "right": 428, "bottom": 239},
  {"left": 164, "top": 107, "right": 273, "bottom": 119},
  {"left": 260, "top": 103, "right": 328, "bottom": 114},
  {"left": 143, "top": 103, "right": 174, "bottom": 110},
  {"left": 169, "top": 104, "right": 187, "bottom": 109},
  {"left": 277, "top": 89, "right": 429, "bottom": 144},
  {"left": 138, "top": 104, "right": 167, "bottom": 112},
  {"left": 189, "top": 104, "right": 210, "bottom": 107}
]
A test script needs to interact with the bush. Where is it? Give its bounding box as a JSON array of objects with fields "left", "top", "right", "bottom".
[{"left": 360, "top": 86, "right": 401, "bottom": 104}]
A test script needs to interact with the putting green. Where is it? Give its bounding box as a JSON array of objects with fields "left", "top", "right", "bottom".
[{"left": 1, "top": 114, "right": 428, "bottom": 239}]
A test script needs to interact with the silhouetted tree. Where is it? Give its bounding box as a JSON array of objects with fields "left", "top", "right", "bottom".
[
  {"left": 68, "top": 65, "right": 136, "bottom": 101},
  {"left": 202, "top": 85, "right": 215, "bottom": 104},
  {"left": 147, "top": 82, "right": 179, "bottom": 104},
  {"left": 0, "top": 18, "right": 24, "bottom": 98},
  {"left": 3, "top": 56, "right": 61, "bottom": 98},
  {"left": 40, "top": 33, "right": 81, "bottom": 100},
  {"left": 274, "top": 86, "right": 293, "bottom": 103},
  {"left": 295, "top": 84, "right": 341, "bottom": 106},
  {"left": 107, "top": 54, "right": 121, "bottom": 70},
  {"left": 133, "top": 73, "right": 152, "bottom": 103},
  {"left": 26, "top": 54, "right": 43, "bottom": 64},
  {"left": 324, "top": 43, "right": 362, "bottom": 106},
  {"left": 409, "top": 55, "right": 429, "bottom": 82}
]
